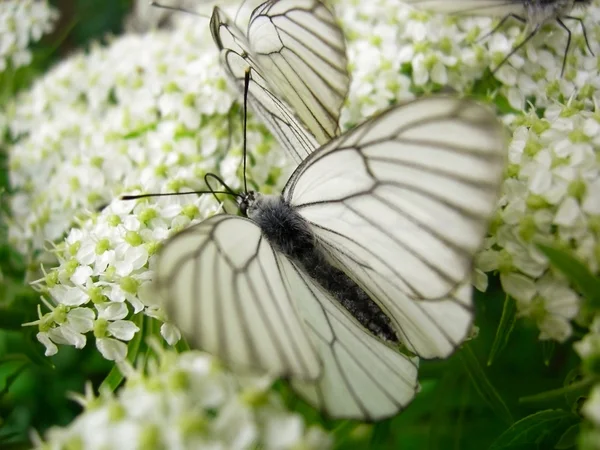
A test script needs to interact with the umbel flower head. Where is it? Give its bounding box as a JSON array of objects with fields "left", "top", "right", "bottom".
[
  {"left": 0, "top": 0, "right": 57, "bottom": 72},
  {"left": 4, "top": 0, "right": 599, "bottom": 366},
  {"left": 7, "top": 9, "right": 288, "bottom": 360},
  {"left": 33, "top": 347, "right": 332, "bottom": 450}
]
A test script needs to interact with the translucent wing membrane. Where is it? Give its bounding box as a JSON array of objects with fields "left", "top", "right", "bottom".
[
  {"left": 210, "top": 0, "right": 350, "bottom": 163},
  {"left": 157, "top": 215, "right": 419, "bottom": 419},
  {"left": 401, "top": 0, "right": 526, "bottom": 16},
  {"left": 284, "top": 96, "right": 506, "bottom": 357},
  {"left": 248, "top": 0, "right": 349, "bottom": 142},
  {"left": 156, "top": 215, "right": 321, "bottom": 380},
  {"left": 281, "top": 262, "right": 419, "bottom": 420}
]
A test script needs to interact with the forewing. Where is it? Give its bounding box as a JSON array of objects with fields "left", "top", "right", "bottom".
[
  {"left": 284, "top": 96, "right": 506, "bottom": 358},
  {"left": 402, "top": 0, "right": 526, "bottom": 16},
  {"left": 248, "top": 0, "right": 349, "bottom": 143},
  {"left": 156, "top": 214, "right": 321, "bottom": 380},
  {"left": 277, "top": 258, "right": 418, "bottom": 420},
  {"left": 211, "top": 6, "right": 318, "bottom": 163},
  {"left": 210, "top": 1, "right": 350, "bottom": 163}
]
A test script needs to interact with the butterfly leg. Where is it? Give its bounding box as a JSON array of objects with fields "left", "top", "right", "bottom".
[
  {"left": 491, "top": 25, "right": 540, "bottom": 74},
  {"left": 477, "top": 13, "right": 526, "bottom": 43},
  {"left": 563, "top": 15, "right": 595, "bottom": 57},
  {"left": 555, "top": 18, "right": 573, "bottom": 77}
]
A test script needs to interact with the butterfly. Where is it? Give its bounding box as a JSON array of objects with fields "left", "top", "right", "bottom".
[
  {"left": 403, "top": 0, "right": 594, "bottom": 75},
  {"left": 153, "top": 0, "right": 507, "bottom": 420}
]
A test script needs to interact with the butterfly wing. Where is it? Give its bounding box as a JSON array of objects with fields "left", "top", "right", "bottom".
[
  {"left": 156, "top": 214, "right": 321, "bottom": 380},
  {"left": 210, "top": 0, "right": 349, "bottom": 163},
  {"left": 284, "top": 96, "right": 506, "bottom": 358},
  {"left": 278, "top": 257, "right": 419, "bottom": 420},
  {"left": 247, "top": 0, "right": 349, "bottom": 143},
  {"left": 401, "top": 0, "right": 526, "bottom": 16},
  {"left": 157, "top": 214, "right": 418, "bottom": 419}
]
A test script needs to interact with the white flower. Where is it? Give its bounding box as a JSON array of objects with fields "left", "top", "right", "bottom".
[
  {"left": 6, "top": 8, "right": 286, "bottom": 360},
  {"left": 96, "top": 337, "right": 128, "bottom": 361},
  {"left": 36, "top": 331, "right": 57, "bottom": 356},
  {"left": 35, "top": 350, "right": 331, "bottom": 450},
  {"left": 503, "top": 273, "right": 580, "bottom": 342},
  {"left": 0, "top": 0, "right": 57, "bottom": 73}
]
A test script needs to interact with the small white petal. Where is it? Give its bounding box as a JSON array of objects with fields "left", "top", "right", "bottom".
[
  {"left": 97, "top": 302, "right": 129, "bottom": 320},
  {"left": 500, "top": 272, "right": 536, "bottom": 303},
  {"left": 97, "top": 337, "right": 128, "bottom": 361},
  {"left": 264, "top": 415, "right": 304, "bottom": 449},
  {"left": 70, "top": 265, "right": 93, "bottom": 286},
  {"left": 554, "top": 197, "right": 581, "bottom": 227},
  {"left": 160, "top": 322, "right": 181, "bottom": 345},
  {"left": 108, "top": 320, "right": 140, "bottom": 341},
  {"left": 37, "top": 332, "right": 58, "bottom": 356}
]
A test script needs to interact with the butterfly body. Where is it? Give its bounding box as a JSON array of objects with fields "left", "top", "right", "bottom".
[
  {"left": 242, "top": 191, "right": 398, "bottom": 343},
  {"left": 525, "top": 0, "right": 588, "bottom": 27}
]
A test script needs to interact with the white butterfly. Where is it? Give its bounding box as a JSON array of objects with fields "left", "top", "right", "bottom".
[
  {"left": 402, "top": 0, "right": 594, "bottom": 75},
  {"left": 155, "top": 0, "right": 507, "bottom": 420},
  {"left": 210, "top": 0, "right": 350, "bottom": 163}
]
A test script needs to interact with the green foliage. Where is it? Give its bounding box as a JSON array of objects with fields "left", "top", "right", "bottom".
[{"left": 489, "top": 410, "right": 579, "bottom": 450}]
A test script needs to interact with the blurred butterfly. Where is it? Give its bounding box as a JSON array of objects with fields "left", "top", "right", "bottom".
[
  {"left": 150, "top": 0, "right": 507, "bottom": 420},
  {"left": 403, "top": 0, "right": 594, "bottom": 75}
]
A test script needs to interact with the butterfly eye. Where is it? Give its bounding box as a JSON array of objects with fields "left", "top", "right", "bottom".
[{"left": 238, "top": 198, "right": 249, "bottom": 216}]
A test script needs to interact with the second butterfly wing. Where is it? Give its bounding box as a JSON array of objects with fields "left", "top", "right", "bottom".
[{"left": 210, "top": 0, "right": 350, "bottom": 163}]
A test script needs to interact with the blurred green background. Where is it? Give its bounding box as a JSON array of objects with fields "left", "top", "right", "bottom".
[{"left": 0, "top": 1, "right": 589, "bottom": 449}]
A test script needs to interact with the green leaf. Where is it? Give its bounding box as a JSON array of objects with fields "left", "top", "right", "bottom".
[
  {"left": 489, "top": 410, "right": 579, "bottom": 450},
  {"left": 488, "top": 295, "right": 517, "bottom": 366},
  {"left": 126, "top": 313, "right": 144, "bottom": 363},
  {"left": 0, "top": 310, "right": 26, "bottom": 330},
  {"left": 459, "top": 344, "right": 513, "bottom": 425},
  {"left": 175, "top": 337, "right": 190, "bottom": 353},
  {"left": 519, "top": 377, "right": 595, "bottom": 404},
  {"left": 536, "top": 243, "right": 600, "bottom": 307},
  {"left": 0, "top": 363, "right": 27, "bottom": 398},
  {"left": 554, "top": 423, "right": 579, "bottom": 449},
  {"left": 98, "top": 362, "right": 123, "bottom": 393}
]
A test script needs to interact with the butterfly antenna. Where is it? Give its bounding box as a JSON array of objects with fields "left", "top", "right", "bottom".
[
  {"left": 121, "top": 190, "right": 235, "bottom": 201},
  {"left": 204, "top": 172, "right": 240, "bottom": 214},
  {"left": 149, "top": 1, "right": 210, "bottom": 19},
  {"left": 477, "top": 13, "right": 526, "bottom": 44},
  {"left": 242, "top": 67, "right": 251, "bottom": 194}
]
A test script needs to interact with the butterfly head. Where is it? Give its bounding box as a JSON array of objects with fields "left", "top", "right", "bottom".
[{"left": 237, "top": 191, "right": 257, "bottom": 217}]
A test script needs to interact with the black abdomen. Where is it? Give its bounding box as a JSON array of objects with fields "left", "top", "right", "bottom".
[{"left": 252, "top": 195, "right": 398, "bottom": 343}]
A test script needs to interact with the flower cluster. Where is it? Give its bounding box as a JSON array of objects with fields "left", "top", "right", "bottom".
[
  {"left": 34, "top": 349, "right": 331, "bottom": 450},
  {"left": 477, "top": 106, "right": 599, "bottom": 341},
  {"left": 0, "top": 0, "right": 57, "bottom": 72},
  {"left": 7, "top": 11, "right": 288, "bottom": 359},
  {"left": 336, "top": 0, "right": 600, "bottom": 127}
]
